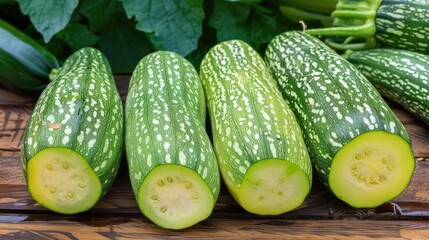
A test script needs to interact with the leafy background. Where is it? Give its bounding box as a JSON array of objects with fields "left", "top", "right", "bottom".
[{"left": 0, "top": 0, "right": 314, "bottom": 74}]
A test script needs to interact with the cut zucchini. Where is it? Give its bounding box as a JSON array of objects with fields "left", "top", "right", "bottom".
[
  {"left": 27, "top": 148, "right": 102, "bottom": 214},
  {"left": 125, "top": 51, "right": 220, "bottom": 229},
  {"left": 21, "top": 48, "right": 124, "bottom": 214},
  {"left": 238, "top": 159, "right": 310, "bottom": 215},
  {"left": 265, "top": 31, "right": 415, "bottom": 208},
  {"left": 138, "top": 165, "right": 214, "bottom": 230},
  {"left": 330, "top": 131, "right": 415, "bottom": 208},
  {"left": 200, "top": 40, "right": 312, "bottom": 215}
]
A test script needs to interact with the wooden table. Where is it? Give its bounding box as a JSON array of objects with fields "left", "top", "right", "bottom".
[{"left": 1, "top": 76, "right": 429, "bottom": 239}]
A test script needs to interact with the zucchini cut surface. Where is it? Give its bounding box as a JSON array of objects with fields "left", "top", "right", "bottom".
[
  {"left": 238, "top": 158, "right": 310, "bottom": 215},
  {"left": 330, "top": 131, "right": 414, "bottom": 208},
  {"left": 137, "top": 164, "right": 214, "bottom": 230},
  {"left": 27, "top": 147, "right": 102, "bottom": 214}
]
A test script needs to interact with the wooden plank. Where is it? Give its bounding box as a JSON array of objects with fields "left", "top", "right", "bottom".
[{"left": 0, "top": 216, "right": 428, "bottom": 239}]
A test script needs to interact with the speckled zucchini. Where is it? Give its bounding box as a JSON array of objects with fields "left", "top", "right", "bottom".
[
  {"left": 265, "top": 31, "right": 415, "bottom": 208},
  {"left": 200, "top": 40, "right": 312, "bottom": 215},
  {"left": 125, "top": 51, "right": 220, "bottom": 230},
  {"left": 305, "top": 0, "right": 429, "bottom": 53},
  {"left": 345, "top": 48, "right": 429, "bottom": 126},
  {"left": 21, "top": 47, "right": 123, "bottom": 214}
]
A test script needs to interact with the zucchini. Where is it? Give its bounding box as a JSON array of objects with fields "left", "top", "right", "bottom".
[
  {"left": 345, "top": 48, "right": 429, "bottom": 125},
  {"left": 304, "top": 0, "right": 429, "bottom": 53},
  {"left": 125, "top": 51, "right": 220, "bottom": 230},
  {"left": 265, "top": 31, "right": 415, "bottom": 208},
  {"left": 21, "top": 47, "right": 123, "bottom": 214},
  {"left": 0, "top": 18, "right": 59, "bottom": 94},
  {"left": 199, "top": 40, "right": 312, "bottom": 215}
]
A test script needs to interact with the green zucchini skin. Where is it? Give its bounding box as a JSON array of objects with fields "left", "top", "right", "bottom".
[
  {"left": 375, "top": 0, "right": 429, "bottom": 53},
  {"left": 265, "top": 31, "right": 415, "bottom": 206},
  {"left": 21, "top": 47, "right": 123, "bottom": 195},
  {"left": 125, "top": 51, "right": 220, "bottom": 228},
  {"left": 346, "top": 48, "right": 429, "bottom": 125},
  {"left": 0, "top": 19, "right": 59, "bottom": 94},
  {"left": 199, "top": 40, "right": 312, "bottom": 214}
]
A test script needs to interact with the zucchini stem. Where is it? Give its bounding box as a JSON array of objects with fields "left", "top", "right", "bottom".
[
  {"left": 274, "top": 0, "right": 337, "bottom": 14},
  {"left": 304, "top": 0, "right": 382, "bottom": 51},
  {"left": 325, "top": 36, "right": 377, "bottom": 51},
  {"left": 306, "top": 19, "right": 375, "bottom": 37},
  {"left": 332, "top": 10, "right": 376, "bottom": 19},
  {"left": 280, "top": 6, "right": 333, "bottom": 27}
]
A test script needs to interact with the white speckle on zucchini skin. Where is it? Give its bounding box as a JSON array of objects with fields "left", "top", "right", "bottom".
[
  {"left": 125, "top": 51, "right": 220, "bottom": 198},
  {"left": 375, "top": 1, "right": 429, "bottom": 54},
  {"left": 200, "top": 40, "right": 312, "bottom": 189},
  {"left": 21, "top": 47, "right": 124, "bottom": 194},
  {"left": 346, "top": 48, "right": 429, "bottom": 125},
  {"left": 265, "top": 31, "right": 411, "bottom": 186}
]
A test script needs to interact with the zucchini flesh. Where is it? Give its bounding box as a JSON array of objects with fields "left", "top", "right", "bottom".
[
  {"left": 138, "top": 165, "right": 214, "bottom": 229},
  {"left": 304, "top": 0, "right": 429, "bottom": 53},
  {"left": 21, "top": 47, "right": 123, "bottom": 214},
  {"left": 27, "top": 148, "right": 101, "bottom": 214},
  {"left": 200, "top": 40, "right": 312, "bottom": 215},
  {"left": 265, "top": 31, "right": 415, "bottom": 208},
  {"left": 345, "top": 48, "right": 429, "bottom": 125},
  {"left": 125, "top": 51, "right": 219, "bottom": 229},
  {"left": 238, "top": 159, "right": 310, "bottom": 214},
  {"left": 330, "top": 131, "right": 414, "bottom": 207}
]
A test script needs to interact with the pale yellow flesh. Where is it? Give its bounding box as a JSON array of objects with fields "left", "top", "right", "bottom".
[
  {"left": 237, "top": 158, "right": 311, "bottom": 215},
  {"left": 329, "top": 131, "right": 415, "bottom": 208},
  {"left": 27, "top": 148, "right": 102, "bottom": 214},
  {"left": 138, "top": 165, "right": 214, "bottom": 230}
]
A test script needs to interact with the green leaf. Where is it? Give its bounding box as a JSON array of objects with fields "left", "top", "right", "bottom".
[
  {"left": 18, "top": 0, "right": 79, "bottom": 43},
  {"left": 225, "top": 0, "right": 260, "bottom": 2},
  {"left": 56, "top": 23, "right": 99, "bottom": 52},
  {"left": 186, "top": 23, "right": 217, "bottom": 71},
  {"left": 209, "top": 1, "right": 278, "bottom": 51},
  {"left": 80, "top": 0, "right": 119, "bottom": 32},
  {"left": 96, "top": 10, "right": 152, "bottom": 74},
  {"left": 121, "top": 0, "right": 205, "bottom": 56},
  {"left": 209, "top": 1, "right": 250, "bottom": 25}
]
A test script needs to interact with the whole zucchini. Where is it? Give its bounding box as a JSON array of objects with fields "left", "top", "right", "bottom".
[
  {"left": 21, "top": 47, "right": 123, "bottom": 214},
  {"left": 345, "top": 48, "right": 429, "bottom": 126},
  {"left": 0, "top": 19, "right": 59, "bottom": 94},
  {"left": 200, "top": 40, "right": 312, "bottom": 215},
  {"left": 305, "top": 0, "right": 429, "bottom": 53},
  {"left": 265, "top": 31, "right": 415, "bottom": 208},
  {"left": 125, "top": 51, "right": 220, "bottom": 230}
]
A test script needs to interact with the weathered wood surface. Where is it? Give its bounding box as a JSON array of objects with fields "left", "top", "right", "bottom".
[{"left": 1, "top": 76, "right": 429, "bottom": 239}]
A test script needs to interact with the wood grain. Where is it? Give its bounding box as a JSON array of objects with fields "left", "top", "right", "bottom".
[
  {"left": 1, "top": 76, "right": 429, "bottom": 238},
  {"left": 0, "top": 217, "right": 428, "bottom": 239}
]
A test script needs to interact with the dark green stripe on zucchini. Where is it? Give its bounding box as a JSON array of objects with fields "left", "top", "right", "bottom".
[
  {"left": 0, "top": 19, "right": 59, "bottom": 94},
  {"left": 21, "top": 47, "right": 123, "bottom": 214},
  {"left": 125, "top": 51, "right": 220, "bottom": 230},
  {"left": 200, "top": 40, "right": 312, "bottom": 215},
  {"left": 265, "top": 31, "right": 415, "bottom": 208},
  {"left": 345, "top": 48, "right": 429, "bottom": 125}
]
